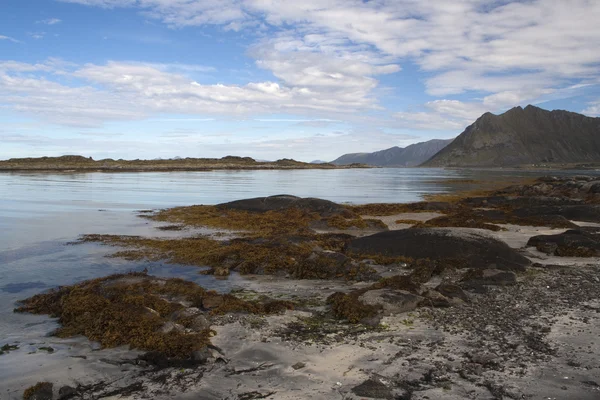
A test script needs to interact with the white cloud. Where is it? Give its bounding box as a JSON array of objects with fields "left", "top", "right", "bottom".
[
  {"left": 51, "top": 0, "right": 600, "bottom": 126},
  {"left": 28, "top": 32, "right": 47, "bottom": 40},
  {"left": 0, "top": 59, "right": 387, "bottom": 127},
  {"left": 394, "top": 100, "right": 490, "bottom": 131},
  {"left": 37, "top": 18, "right": 62, "bottom": 25},
  {"left": 0, "top": 35, "right": 20, "bottom": 43},
  {"left": 583, "top": 101, "right": 600, "bottom": 117}
]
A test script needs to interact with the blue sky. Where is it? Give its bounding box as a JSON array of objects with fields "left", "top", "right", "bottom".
[{"left": 1, "top": 0, "right": 599, "bottom": 161}]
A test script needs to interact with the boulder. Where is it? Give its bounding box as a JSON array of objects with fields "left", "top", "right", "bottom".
[
  {"left": 513, "top": 205, "right": 600, "bottom": 223},
  {"left": 435, "top": 283, "right": 470, "bottom": 303},
  {"left": 347, "top": 228, "right": 530, "bottom": 271},
  {"left": 23, "top": 382, "right": 53, "bottom": 400},
  {"left": 217, "top": 195, "right": 347, "bottom": 216},
  {"left": 351, "top": 379, "right": 393, "bottom": 399},
  {"left": 461, "top": 269, "right": 517, "bottom": 292},
  {"left": 420, "top": 289, "right": 452, "bottom": 307},
  {"left": 58, "top": 386, "right": 76, "bottom": 399},
  {"left": 462, "top": 195, "right": 583, "bottom": 208},
  {"left": 357, "top": 289, "right": 423, "bottom": 315},
  {"left": 527, "top": 227, "right": 600, "bottom": 257}
]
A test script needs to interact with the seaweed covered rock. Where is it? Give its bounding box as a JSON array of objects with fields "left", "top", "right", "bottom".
[
  {"left": 15, "top": 272, "right": 293, "bottom": 360},
  {"left": 217, "top": 195, "right": 348, "bottom": 217},
  {"left": 461, "top": 195, "right": 584, "bottom": 208},
  {"left": 347, "top": 228, "right": 530, "bottom": 271},
  {"left": 23, "top": 382, "right": 53, "bottom": 400},
  {"left": 418, "top": 208, "right": 577, "bottom": 230},
  {"left": 512, "top": 204, "right": 600, "bottom": 223},
  {"left": 497, "top": 176, "right": 600, "bottom": 201},
  {"left": 527, "top": 227, "right": 600, "bottom": 257},
  {"left": 357, "top": 289, "right": 423, "bottom": 316}
]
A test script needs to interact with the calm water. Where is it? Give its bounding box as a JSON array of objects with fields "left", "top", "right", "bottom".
[{"left": 0, "top": 168, "right": 595, "bottom": 390}]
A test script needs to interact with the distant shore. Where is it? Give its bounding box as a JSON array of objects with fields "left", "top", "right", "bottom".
[{"left": 0, "top": 155, "right": 371, "bottom": 172}]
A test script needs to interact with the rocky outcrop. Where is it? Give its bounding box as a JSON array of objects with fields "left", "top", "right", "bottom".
[
  {"left": 422, "top": 105, "right": 600, "bottom": 167},
  {"left": 217, "top": 195, "right": 348, "bottom": 217},
  {"left": 527, "top": 227, "right": 600, "bottom": 257},
  {"left": 347, "top": 228, "right": 531, "bottom": 271}
]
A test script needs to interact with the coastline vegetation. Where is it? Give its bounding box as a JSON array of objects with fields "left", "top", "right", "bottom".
[
  {"left": 0, "top": 155, "right": 369, "bottom": 172},
  {"left": 15, "top": 272, "right": 294, "bottom": 358}
]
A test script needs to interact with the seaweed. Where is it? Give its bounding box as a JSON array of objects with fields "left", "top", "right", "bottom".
[
  {"left": 0, "top": 343, "right": 19, "bottom": 355},
  {"left": 80, "top": 233, "right": 377, "bottom": 281},
  {"left": 15, "top": 273, "right": 294, "bottom": 358},
  {"left": 23, "top": 382, "right": 53, "bottom": 400}
]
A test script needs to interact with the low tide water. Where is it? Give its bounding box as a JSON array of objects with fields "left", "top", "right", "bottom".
[{"left": 0, "top": 167, "right": 595, "bottom": 391}]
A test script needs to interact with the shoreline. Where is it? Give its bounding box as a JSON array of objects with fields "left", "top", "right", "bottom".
[
  {"left": 0, "top": 155, "right": 372, "bottom": 173},
  {"left": 4, "top": 178, "right": 600, "bottom": 399}
]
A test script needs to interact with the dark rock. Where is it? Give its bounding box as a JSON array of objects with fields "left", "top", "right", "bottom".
[
  {"left": 191, "top": 348, "right": 211, "bottom": 364},
  {"left": 461, "top": 269, "right": 517, "bottom": 291},
  {"left": 24, "top": 382, "right": 53, "bottom": 400},
  {"left": 347, "top": 228, "right": 530, "bottom": 271},
  {"left": 527, "top": 227, "right": 600, "bottom": 256},
  {"left": 189, "top": 314, "right": 211, "bottom": 332},
  {"left": 58, "top": 385, "right": 76, "bottom": 399},
  {"left": 420, "top": 290, "right": 452, "bottom": 307},
  {"left": 217, "top": 195, "right": 347, "bottom": 217},
  {"left": 513, "top": 204, "right": 600, "bottom": 223},
  {"left": 202, "top": 294, "right": 224, "bottom": 309},
  {"left": 291, "top": 362, "right": 306, "bottom": 370},
  {"left": 462, "top": 195, "right": 584, "bottom": 208},
  {"left": 351, "top": 378, "right": 392, "bottom": 399},
  {"left": 469, "top": 352, "right": 500, "bottom": 367},
  {"left": 358, "top": 289, "right": 423, "bottom": 315},
  {"left": 435, "top": 283, "right": 470, "bottom": 303}
]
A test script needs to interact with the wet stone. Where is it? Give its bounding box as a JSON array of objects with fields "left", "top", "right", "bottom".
[{"left": 351, "top": 378, "right": 392, "bottom": 399}]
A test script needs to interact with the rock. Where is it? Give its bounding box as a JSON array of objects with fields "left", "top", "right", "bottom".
[
  {"left": 420, "top": 290, "right": 452, "bottom": 307},
  {"left": 358, "top": 289, "right": 423, "bottom": 315},
  {"left": 189, "top": 314, "right": 211, "bottom": 332},
  {"left": 292, "top": 362, "right": 306, "bottom": 370},
  {"left": 513, "top": 204, "right": 600, "bottom": 223},
  {"left": 409, "top": 259, "right": 437, "bottom": 284},
  {"left": 347, "top": 228, "right": 530, "bottom": 271},
  {"left": 217, "top": 195, "right": 348, "bottom": 217},
  {"left": 351, "top": 378, "right": 392, "bottom": 399},
  {"left": 202, "top": 294, "right": 224, "bottom": 310},
  {"left": 160, "top": 321, "right": 184, "bottom": 334},
  {"left": 462, "top": 195, "right": 584, "bottom": 208},
  {"left": 470, "top": 352, "right": 500, "bottom": 367},
  {"left": 213, "top": 266, "right": 230, "bottom": 276},
  {"left": 527, "top": 228, "right": 600, "bottom": 257},
  {"left": 58, "top": 385, "right": 76, "bottom": 399},
  {"left": 191, "top": 347, "right": 212, "bottom": 364},
  {"left": 435, "top": 283, "right": 469, "bottom": 303},
  {"left": 461, "top": 269, "right": 517, "bottom": 291},
  {"left": 23, "top": 382, "right": 53, "bottom": 400}
]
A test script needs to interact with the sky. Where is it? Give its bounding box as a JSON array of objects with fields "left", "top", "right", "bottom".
[{"left": 1, "top": 0, "right": 599, "bottom": 162}]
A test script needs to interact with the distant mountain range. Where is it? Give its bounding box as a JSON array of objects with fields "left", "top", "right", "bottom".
[
  {"left": 422, "top": 105, "right": 600, "bottom": 167},
  {"left": 331, "top": 139, "right": 453, "bottom": 167}
]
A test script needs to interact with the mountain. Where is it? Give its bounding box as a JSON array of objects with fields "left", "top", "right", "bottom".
[
  {"left": 331, "top": 139, "right": 453, "bottom": 167},
  {"left": 422, "top": 105, "right": 600, "bottom": 167}
]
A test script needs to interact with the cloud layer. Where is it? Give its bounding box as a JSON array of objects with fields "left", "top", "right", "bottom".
[{"left": 1, "top": 0, "right": 599, "bottom": 159}]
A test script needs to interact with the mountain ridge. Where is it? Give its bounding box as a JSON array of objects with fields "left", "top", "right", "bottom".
[
  {"left": 422, "top": 105, "right": 600, "bottom": 167},
  {"left": 332, "top": 139, "right": 453, "bottom": 167}
]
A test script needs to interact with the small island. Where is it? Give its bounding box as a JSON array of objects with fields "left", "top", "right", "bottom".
[{"left": 0, "top": 155, "right": 369, "bottom": 172}]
